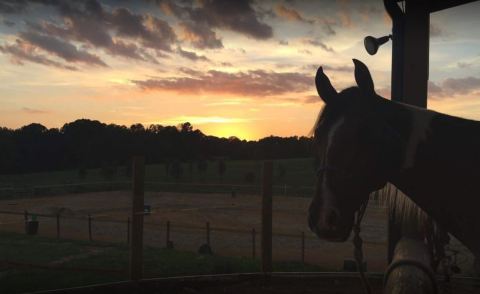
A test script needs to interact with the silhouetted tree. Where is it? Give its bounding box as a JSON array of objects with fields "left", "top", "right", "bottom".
[
  {"left": 0, "top": 119, "right": 315, "bottom": 175},
  {"left": 179, "top": 122, "right": 193, "bottom": 133}
]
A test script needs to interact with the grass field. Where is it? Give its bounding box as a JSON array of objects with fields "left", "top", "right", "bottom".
[
  {"left": 0, "top": 231, "right": 326, "bottom": 294},
  {"left": 0, "top": 158, "right": 315, "bottom": 189}
]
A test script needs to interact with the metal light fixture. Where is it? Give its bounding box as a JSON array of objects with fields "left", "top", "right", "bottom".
[{"left": 364, "top": 35, "right": 392, "bottom": 55}]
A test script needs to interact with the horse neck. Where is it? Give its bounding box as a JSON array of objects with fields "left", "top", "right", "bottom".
[
  {"left": 380, "top": 99, "right": 480, "bottom": 253},
  {"left": 383, "top": 100, "right": 480, "bottom": 196}
]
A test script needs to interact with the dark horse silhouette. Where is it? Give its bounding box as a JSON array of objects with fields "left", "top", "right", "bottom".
[{"left": 308, "top": 59, "right": 480, "bottom": 259}]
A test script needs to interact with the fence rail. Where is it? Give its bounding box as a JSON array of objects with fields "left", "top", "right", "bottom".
[{"left": 0, "top": 209, "right": 386, "bottom": 245}]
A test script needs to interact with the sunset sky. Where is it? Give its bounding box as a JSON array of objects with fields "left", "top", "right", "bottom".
[{"left": 1, "top": 0, "right": 480, "bottom": 140}]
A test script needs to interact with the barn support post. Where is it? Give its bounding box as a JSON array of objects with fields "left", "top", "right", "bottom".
[
  {"left": 129, "top": 156, "right": 145, "bottom": 281},
  {"left": 261, "top": 161, "right": 273, "bottom": 273},
  {"left": 383, "top": 0, "right": 436, "bottom": 293}
]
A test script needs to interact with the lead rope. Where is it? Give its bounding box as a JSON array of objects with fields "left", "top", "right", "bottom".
[{"left": 353, "top": 200, "right": 372, "bottom": 294}]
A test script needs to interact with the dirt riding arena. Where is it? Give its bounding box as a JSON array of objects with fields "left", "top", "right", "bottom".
[{"left": 0, "top": 191, "right": 474, "bottom": 273}]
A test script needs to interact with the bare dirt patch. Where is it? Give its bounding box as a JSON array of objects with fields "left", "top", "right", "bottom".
[{"left": 0, "top": 191, "right": 393, "bottom": 271}]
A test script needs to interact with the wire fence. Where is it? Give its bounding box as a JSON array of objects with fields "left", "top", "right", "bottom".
[{"left": 0, "top": 204, "right": 388, "bottom": 269}]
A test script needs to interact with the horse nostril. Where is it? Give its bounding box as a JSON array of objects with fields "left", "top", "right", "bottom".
[{"left": 326, "top": 209, "right": 338, "bottom": 228}]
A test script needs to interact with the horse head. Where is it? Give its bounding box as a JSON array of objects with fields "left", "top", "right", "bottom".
[{"left": 308, "top": 59, "right": 402, "bottom": 242}]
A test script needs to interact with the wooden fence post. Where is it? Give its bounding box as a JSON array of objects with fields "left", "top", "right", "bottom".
[
  {"left": 56, "top": 213, "right": 60, "bottom": 239},
  {"left": 301, "top": 231, "right": 305, "bottom": 264},
  {"left": 166, "top": 220, "right": 170, "bottom": 248},
  {"left": 88, "top": 214, "right": 92, "bottom": 241},
  {"left": 129, "top": 156, "right": 145, "bottom": 281},
  {"left": 261, "top": 161, "right": 273, "bottom": 272},
  {"left": 127, "top": 217, "right": 130, "bottom": 244},
  {"left": 206, "top": 222, "right": 210, "bottom": 246},
  {"left": 252, "top": 228, "right": 256, "bottom": 259}
]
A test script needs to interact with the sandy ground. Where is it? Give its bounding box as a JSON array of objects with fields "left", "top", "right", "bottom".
[{"left": 0, "top": 190, "right": 473, "bottom": 273}]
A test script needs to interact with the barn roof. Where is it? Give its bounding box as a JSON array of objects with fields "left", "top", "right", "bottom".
[{"left": 395, "top": 0, "right": 478, "bottom": 13}]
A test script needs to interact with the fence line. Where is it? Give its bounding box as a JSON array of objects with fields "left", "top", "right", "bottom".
[
  {"left": 0, "top": 209, "right": 386, "bottom": 245},
  {"left": 3, "top": 260, "right": 125, "bottom": 274}
]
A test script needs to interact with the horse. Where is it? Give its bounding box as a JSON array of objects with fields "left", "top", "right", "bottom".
[{"left": 307, "top": 59, "right": 480, "bottom": 260}]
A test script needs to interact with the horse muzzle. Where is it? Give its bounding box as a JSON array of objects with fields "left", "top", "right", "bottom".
[{"left": 308, "top": 206, "right": 353, "bottom": 242}]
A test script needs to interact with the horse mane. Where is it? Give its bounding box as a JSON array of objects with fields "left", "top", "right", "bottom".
[{"left": 375, "top": 183, "right": 429, "bottom": 227}]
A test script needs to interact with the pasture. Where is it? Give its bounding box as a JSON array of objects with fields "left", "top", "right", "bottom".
[
  {"left": 0, "top": 157, "right": 476, "bottom": 293},
  {"left": 0, "top": 190, "right": 390, "bottom": 272},
  {"left": 0, "top": 158, "right": 316, "bottom": 190},
  {"left": 0, "top": 231, "right": 327, "bottom": 294}
]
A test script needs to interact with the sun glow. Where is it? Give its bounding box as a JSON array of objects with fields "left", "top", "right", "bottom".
[{"left": 203, "top": 123, "right": 258, "bottom": 140}]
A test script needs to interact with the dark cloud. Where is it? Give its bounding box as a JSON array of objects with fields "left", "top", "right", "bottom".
[
  {"left": 298, "top": 49, "right": 312, "bottom": 55},
  {"left": 429, "top": 77, "right": 480, "bottom": 98},
  {"left": 303, "top": 95, "right": 321, "bottom": 104},
  {"left": 278, "top": 39, "right": 289, "bottom": 45},
  {"left": 3, "top": 19, "right": 15, "bottom": 27},
  {"left": 5, "top": 0, "right": 177, "bottom": 66},
  {"left": 177, "top": 47, "right": 210, "bottom": 62},
  {"left": 19, "top": 31, "right": 107, "bottom": 66},
  {"left": 430, "top": 22, "right": 445, "bottom": 38},
  {"left": 109, "top": 7, "right": 176, "bottom": 51},
  {"left": 178, "top": 21, "right": 223, "bottom": 49},
  {"left": 0, "top": 0, "right": 27, "bottom": 14},
  {"left": 427, "top": 81, "right": 443, "bottom": 96},
  {"left": 178, "top": 67, "right": 203, "bottom": 76},
  {"left": 194, "top": 0, "right": 273, "bottom": 40},
  {"left": 443, "top": 77, "right": 480, "bottom": 95},
  {"left": 275, "top": 4, "right": 313, "bottom": 24},
  {"left": 155, "top": 0, "right": 273, "bottom": 43},
  {"left": 132, "top": 69, "right": 312, "bottom": 96},
  {"left": 21, "top": 107, "right": 50, "bottom": 114},
  {"left": 0, "top": 39, "right": 78, "bottom": 70},
  {"left": 302, "top": 64, "right": 353, "bottom": 72},
  {"left": 457, "top": 62, "right": 473, "bottom": 69},
  {"left": 302, "top": 38, "right": 335, "bottom": 52}
]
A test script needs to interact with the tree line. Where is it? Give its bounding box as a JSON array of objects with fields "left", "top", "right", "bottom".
[{"left": 0, "top": 119, "right": 314, "bottom": 175}]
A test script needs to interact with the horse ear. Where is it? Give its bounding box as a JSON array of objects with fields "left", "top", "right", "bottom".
[
  {"left": 353, "top": 59, "right": 375, "bottom": 95},
  {"left": 315, "top": 66, "right": 338, "bottom": 104}
]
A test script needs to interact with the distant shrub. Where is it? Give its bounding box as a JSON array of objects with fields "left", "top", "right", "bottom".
[
  {"left": 101, "top": 162, "right": 116, "bottom": 180},
  {"left": 218, "top": 159, "right": 226, "bottom": 182},
  {"left": 170, "top": 161, "right": 183, "bottom": 180},
  {"left": 78, "top": 167, "right": 87, "bottom": 179},
  {"left": 277, "top": 163, "right": 286, "bottom": 180},
  {"left": 244, "top": 171, "right": 255, "bottom": 183},
  {"left": 125, "top": 162, "right": 132, "bottom": 178}
]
